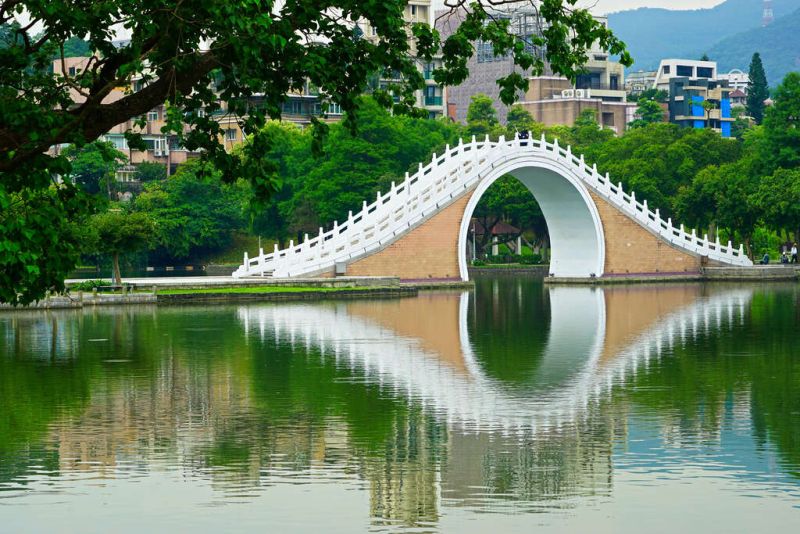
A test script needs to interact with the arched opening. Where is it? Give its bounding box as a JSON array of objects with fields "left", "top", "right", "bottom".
[
  {"left": 466, "top": 174, "right": 551, "bottom": 265},
  {"left": 458, "top": 156, "right": 606, "bottom": 280}
]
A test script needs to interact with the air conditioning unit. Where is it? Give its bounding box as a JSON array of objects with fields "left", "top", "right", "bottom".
[
  {"left": 575, "top": 89, "right": 585, "bottom": 98},
  {"left": 561, "top": 89, "right": 575, "bottom": 98}
]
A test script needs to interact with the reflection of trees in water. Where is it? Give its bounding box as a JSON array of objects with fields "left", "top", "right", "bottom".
[
  {"left": 617, "top": 286, "right": 800, "bottom": 475},
  {"left": 443, "top": 402, "right": 626, "bottom": 508},
  {"left": 1, "top": 283, "right": 799, "bottom": 522},
  {"left": 468, "top": 277, "right": 551, "bottom": 386}
]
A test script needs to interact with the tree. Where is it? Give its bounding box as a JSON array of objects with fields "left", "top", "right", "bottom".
[
  {"left": 505, "top": 104, "right": 542, "bottom": 138},
  {"left": 88, "top": 210, "right": 155, "bottom": 284},
  {"left": 273, "top": 97, "right": 462, "bottom": 236},
  {"left": 747, "top": 52, "right": 769, "bottom": 124},
  {"left": 700, "top": 53, "right": 710, "bottom": 61},
  {"left": 135, "top": 162, "right": 167, "bottom": 183},
  {"left": 466, "top": 93, "right": 502, "bottom": 137},
  {"left": 133, "top": 160, "right": 247, "bottom": 261},
  {"left": 629, "top": 99, "right": 664, "bottom": 128},
  {"left": 0, "top": 0, "right": 631, "bottom": 304},
  {"left": 676, "top": 161, "right": 760, "bottom": 256},
  {"left": 634, "top": 88, "right": 668, "bottom": 103},
  {"left": 751, "top": 168, "right": 800, "bottom": 239},
  {"left": 762, "top": 72, "right": 800, "bottom": 170},
  {"left": 62, "top": 141, "right": 126, "bottom": 197}
]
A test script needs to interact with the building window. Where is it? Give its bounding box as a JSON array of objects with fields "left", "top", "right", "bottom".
[
  {"left": 677, "top": 65, "right": 693, "bottom": 77},
  {"left": 410, "top": 5, "right": 417, "bottom": 16},
  {"left": 696, "top": 67, "right": 713, "bottom": 78},
  {"left": 476, "top": 40, "right": 506, "bottom": 63},
  {"left": 103, "top": 135, "right": 128, "bottom": 150},
  {"left": 225, "top": 129, "right": 237, "bottom": 141},
  {"left": 68, "top": 66, "right": 76, "bottom": 76},
  {"left": 663, "top": 65, "right": 671, "bottom": 74},
  {"left": 610, "top": 75, "right": 619, "bottom": 90},
  {"left": 282, "top": 99, "right": 303, "bottom": 115},
  {"left": 147, "top": 110, "right": 159, "bottom": 121}
]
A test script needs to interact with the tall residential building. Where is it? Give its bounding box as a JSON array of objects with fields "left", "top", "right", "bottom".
[
  {"left": 652, "top": 59, "right": 718, "bottom": 92},
  {"left": 358, "top": 0, "right": 446, "bottom": 119},
  {"left": 435, "top": 3, "right": 548, "bottom": 123},
  {"left": 436, "top": 5, "right": 632, "bottom": 131},
  {"left": 667, "top": 77, "right": 733, "bottom": 138}
]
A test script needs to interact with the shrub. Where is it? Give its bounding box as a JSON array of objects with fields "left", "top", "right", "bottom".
[{"left": 69, "top": 279, "right": 107, "bottom": 291}]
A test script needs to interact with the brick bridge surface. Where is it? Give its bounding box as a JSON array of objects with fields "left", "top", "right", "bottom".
[{"left": 344, "top": 187, "right": 702, "bottom": 280}]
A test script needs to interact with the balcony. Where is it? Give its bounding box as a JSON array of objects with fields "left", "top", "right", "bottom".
[{"left": 425, "top": 95, "right": 443, "bottom": 106}]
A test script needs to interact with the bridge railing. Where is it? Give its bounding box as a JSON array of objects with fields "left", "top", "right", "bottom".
[{"left": 234, "top": 134, "right": 750, "bottom": 277}]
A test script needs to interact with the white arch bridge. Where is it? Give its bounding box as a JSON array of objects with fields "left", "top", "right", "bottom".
[{"left": 234, "top": 134, "right": 751, "bottom": 280}]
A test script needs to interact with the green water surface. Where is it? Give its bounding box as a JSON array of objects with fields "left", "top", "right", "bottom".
[{"left": 1, "top": 278, "right": 799, "bottom": 533}]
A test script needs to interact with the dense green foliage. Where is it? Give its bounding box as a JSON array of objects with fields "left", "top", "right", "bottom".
[
  {"left": 62, "top": 141, "right": 126, "bottom": 197},
  {"left": 132, "top": 160, "right": 247, "bottom": 262},
  {"left": 747, "top": 52, "right": 769, "bottom": 124},
  {"left": 628, "top": 99, "right": 664, "bottom": 128},
  {"left": 87, "top": 210, "right": 155, "bottom": 283},
  {"left": 0, "top": 0, "right": 630, "bottom": 304},
  {"left": 135, "top": 162, "right": 167, "bottom": 183}
]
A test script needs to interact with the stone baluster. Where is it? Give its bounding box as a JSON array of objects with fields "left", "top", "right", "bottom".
[
  {"left": 243, "top": 252, "right": 249, "bottom": 273},
  {"left": 727, "top": 240, "right": 733, "bottom": 252}
]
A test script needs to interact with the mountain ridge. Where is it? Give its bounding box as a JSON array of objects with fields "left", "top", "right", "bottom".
[{"left": 608, "top": 0, "right": 800, "bottom": 70}]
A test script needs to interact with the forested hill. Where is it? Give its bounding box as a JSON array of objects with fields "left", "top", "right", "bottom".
[
  {"left": 608, "top": 0, "right": 800, "bottom": 70},
  {"left": 701, "top": 7, "right": 800, "bottom": 85}
]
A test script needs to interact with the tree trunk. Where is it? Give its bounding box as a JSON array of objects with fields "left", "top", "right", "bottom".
[{"left": 112, "top": 252, "right": 122, "bottom": 285}]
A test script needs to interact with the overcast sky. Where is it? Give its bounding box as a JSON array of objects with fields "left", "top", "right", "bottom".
[{"left": 434, "top": 1, "right": 726, "bottom": 16}]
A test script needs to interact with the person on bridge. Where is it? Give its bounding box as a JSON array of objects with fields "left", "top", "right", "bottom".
[
  {"left": 792, "top": 243, "right": 798, "bottom": 264},
  {"left": 761, "top": 253, "right": 771, "bottom": 265}
]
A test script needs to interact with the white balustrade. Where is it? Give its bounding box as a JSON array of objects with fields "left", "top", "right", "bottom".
[{"left": 233, "top": 137, "right": 752, "bottom": 278}]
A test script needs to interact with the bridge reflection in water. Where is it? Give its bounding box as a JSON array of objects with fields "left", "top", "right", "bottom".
[
  {"left": 238, "top": 283, "right": 751, "bottom": 434},
  {"left": 235, "top": 282, "right": 753, "bottom": 521},
  {"left": 2, "top": 282, "right": 785, "bottom": 532}
]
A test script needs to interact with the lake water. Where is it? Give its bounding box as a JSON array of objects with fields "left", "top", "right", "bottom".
[{"left": 1, "top": 278, "right": 799, "bottom": 533}]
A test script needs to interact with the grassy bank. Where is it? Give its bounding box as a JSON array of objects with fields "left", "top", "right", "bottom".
[{"left": 157, "top": 285, "right": 379, "bottom": 296}]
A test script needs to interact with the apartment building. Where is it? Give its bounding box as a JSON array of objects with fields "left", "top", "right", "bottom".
[
  {"left": 436, "top": 4, "right": 548, "bottom": 123},
  {"left": 358, "top": 1, "right": 446, "bottom": 119},
  {"left": 517, "top": 77, "right": 634, "bottom": 134},
  {"left": 667, "top": 77, "right": 733, "bottom": 138},
  {"left": 436, "top": 6, "right": 632, "bottom": 131},
  {"left": 625, "top": 70, "right": 657, "bottom": 96},
  {"left": 652, "top": 59, "right": 718, "bottom": 92},
  {"left": 718, "top": 68, "right": 750, "bottom": 93}
]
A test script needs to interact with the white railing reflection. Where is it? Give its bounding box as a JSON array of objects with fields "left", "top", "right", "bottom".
[{"left": 237, "top": 286, "right": 752, "bottom": 435}]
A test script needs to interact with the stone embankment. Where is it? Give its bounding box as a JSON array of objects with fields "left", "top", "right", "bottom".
[
  {"left": 1, "top": 276, "right": 461, "bottom": 311},
  {"left": 544, "top": 265, "right": 800, "bottom": 284}
]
